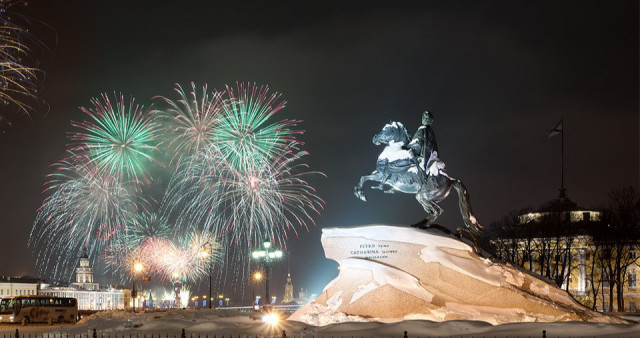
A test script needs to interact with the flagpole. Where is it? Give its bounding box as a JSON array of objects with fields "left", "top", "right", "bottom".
[{"left": 560, "top": 118, "right": 566, "bottom": 199}]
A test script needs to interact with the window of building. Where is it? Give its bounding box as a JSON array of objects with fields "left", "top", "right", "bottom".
[
  {"left": 629, "top": 271, "right": 637, "bottom": 288},
  {"left": 602, "top": 270, "right": 610, "bottom": 287},
  {"left": 631, "top": 251, "right": 637, "bottom": 260},
  {"left": 583, "top": 212, "right": 590, "bottom": 221}
]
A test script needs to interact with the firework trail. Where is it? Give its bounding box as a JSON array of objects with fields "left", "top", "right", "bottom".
[
  {"left": 127, "top": 212, "right": 172, "bottom": 242},
  {"left": 69, "top": 93, "right": 160, "bottom": 183},
  {"left": 162, "top": 144, "right": 326, "bottom": 249},
  {"left": 214, "top": 83, "right": 304, "bottom": 172},
  {"left": 214, "top": 151, "right": 326, "bottom": 247},
  {"left": 30, "top": 158, "right": 142, "bottom": 281},
  {"left": 154, "top": 82, "right": 224, "bottom": 165},
  {"left": 0, "top": 0, "right": 49, "bottom": 131}
]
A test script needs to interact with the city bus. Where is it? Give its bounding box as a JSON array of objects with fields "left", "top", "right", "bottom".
[{"left": 0, "top": 295, "right": 78, "bottom": 325}]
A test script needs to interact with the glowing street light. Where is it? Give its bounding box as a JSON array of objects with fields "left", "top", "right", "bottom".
[
  {"left": 132, "top": 262, "right": 144, "bottom": 313},
  {"left": 251, "top": 240, "right": 283, "bottom": 306},
  {"left": 262, "top": 312, "right": 280, "bottom": 325},
  {"left": 192, "top": 296, "right": 197, "bottom": 307}
]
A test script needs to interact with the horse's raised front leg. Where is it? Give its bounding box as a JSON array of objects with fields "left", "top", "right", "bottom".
[{"left": 354, "top": 171, "right": 383, "bottom": 202}]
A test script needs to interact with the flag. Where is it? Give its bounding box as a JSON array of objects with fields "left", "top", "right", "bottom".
[{"left": 547, "top": 120, "right": 562, "bottom": 137}]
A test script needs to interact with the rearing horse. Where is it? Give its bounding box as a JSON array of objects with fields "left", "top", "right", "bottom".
[{"left": 354, "top": 121, "right": 483, "bottom": 243}]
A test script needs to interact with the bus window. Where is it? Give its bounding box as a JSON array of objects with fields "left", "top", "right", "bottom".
[{"left": 0, "top": 299, "right": 13, "bottom": 314}]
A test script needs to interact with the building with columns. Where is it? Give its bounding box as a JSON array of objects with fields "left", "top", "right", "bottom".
[
  {"left": 72, "top": 250, "right": 99, "bottom": 291},
  {"left": 40, "top": 252, "right": 128, "bottom": 310}
]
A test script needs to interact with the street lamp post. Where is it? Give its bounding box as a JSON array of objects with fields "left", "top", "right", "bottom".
[
  {"left": 132, "top": 262, "right": 143, "bottom": 313},
  {"left": 201, "top": 243, "right": 214, "bottom": 309},
  {"left": 251, "top": 240, "right": 283, "bottom": 306},
  {"left": 253, "top": 271, "right": 262, "bottom": 305}
]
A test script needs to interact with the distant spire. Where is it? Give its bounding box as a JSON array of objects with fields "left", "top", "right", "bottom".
[
  {"left": 284, "top": 268, "right": 294, "bottom": 303},
  {"left": 80, "top": 247, "right": 88, "bottom": 259}
]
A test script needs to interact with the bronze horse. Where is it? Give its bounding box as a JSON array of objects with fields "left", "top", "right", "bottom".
[{"left": 354, "top": 121, "right": 482, "bottom": 243}]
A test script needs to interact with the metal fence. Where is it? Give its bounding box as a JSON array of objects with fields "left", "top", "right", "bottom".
[{"left": 3, "top": 329, "right": 640, "bottom": 338}]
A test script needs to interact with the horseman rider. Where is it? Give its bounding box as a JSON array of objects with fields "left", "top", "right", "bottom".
[{"left": 408, "top": 111, "right": 443, "bottom": 177}]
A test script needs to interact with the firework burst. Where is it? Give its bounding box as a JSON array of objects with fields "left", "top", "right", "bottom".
[
  {"left": 160, "top": 84, "right": 325, "bottom": 287},
  {"left": 162, "top": 141, "right": 325, "bottom": 289},
  {"left": 69, "top": 93, "right": 160, "bottom": 183},
  {"left": 105, "top": 231, "right": 222, "bottom": 284},
  {"left": 154, "top": 82, "right": 224, "bottom": 165},
  {"left": 30, "top": 159, "right": 142, "bottom": 281},
  {"left": 127, "top": 212, "right": 172, "bottom": 242},
  {"left": 214, "top": 151, "right": 325, "bottom": 247},
  {"left": 214, "top": 83, "right": 304, "bottom": 172}
]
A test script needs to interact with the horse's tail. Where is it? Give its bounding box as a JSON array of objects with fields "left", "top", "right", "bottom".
[{"left": 452, "top": 179, "right": 483, "bottom": 235}]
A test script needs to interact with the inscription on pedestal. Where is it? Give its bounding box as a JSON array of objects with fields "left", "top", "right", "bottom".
[{"left": 349, "top": 243, "right": 398, "bottom": 260}]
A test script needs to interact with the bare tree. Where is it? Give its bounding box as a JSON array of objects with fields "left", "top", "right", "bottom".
[{"left": 601, "top": 186, "right": 640, "bottom": 311}]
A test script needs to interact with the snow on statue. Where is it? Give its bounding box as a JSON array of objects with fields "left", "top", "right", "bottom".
[{"left": 354, "top": 111, "right": 482, "bottom": 245}]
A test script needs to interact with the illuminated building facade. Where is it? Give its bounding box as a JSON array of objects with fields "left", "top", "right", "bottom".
[
  {"left": 40, "top": 252, "right": 129, "bottom": 310},
  {"left": 72, "top": 250, "right": 99, "bottom": 291},
  {"left": 0, "top": 276, "right": 39, "bottom": 297},
  {"left": 493, "top": 197, "right": 639, "bottom": 312}
]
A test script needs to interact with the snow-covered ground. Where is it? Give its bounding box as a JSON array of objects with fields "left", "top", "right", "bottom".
[{"left": 0, "top": 309, "right": 638, "bottom": 338}]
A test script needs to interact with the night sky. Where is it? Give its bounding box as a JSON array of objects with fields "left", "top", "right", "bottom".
[{"left": 0, "top": 1, "right": 637, "bottom": 302}]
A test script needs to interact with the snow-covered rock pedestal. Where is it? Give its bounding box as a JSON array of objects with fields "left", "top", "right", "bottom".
[{"left": 289, "top": 225, "right": 623, "bottom": 326}]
